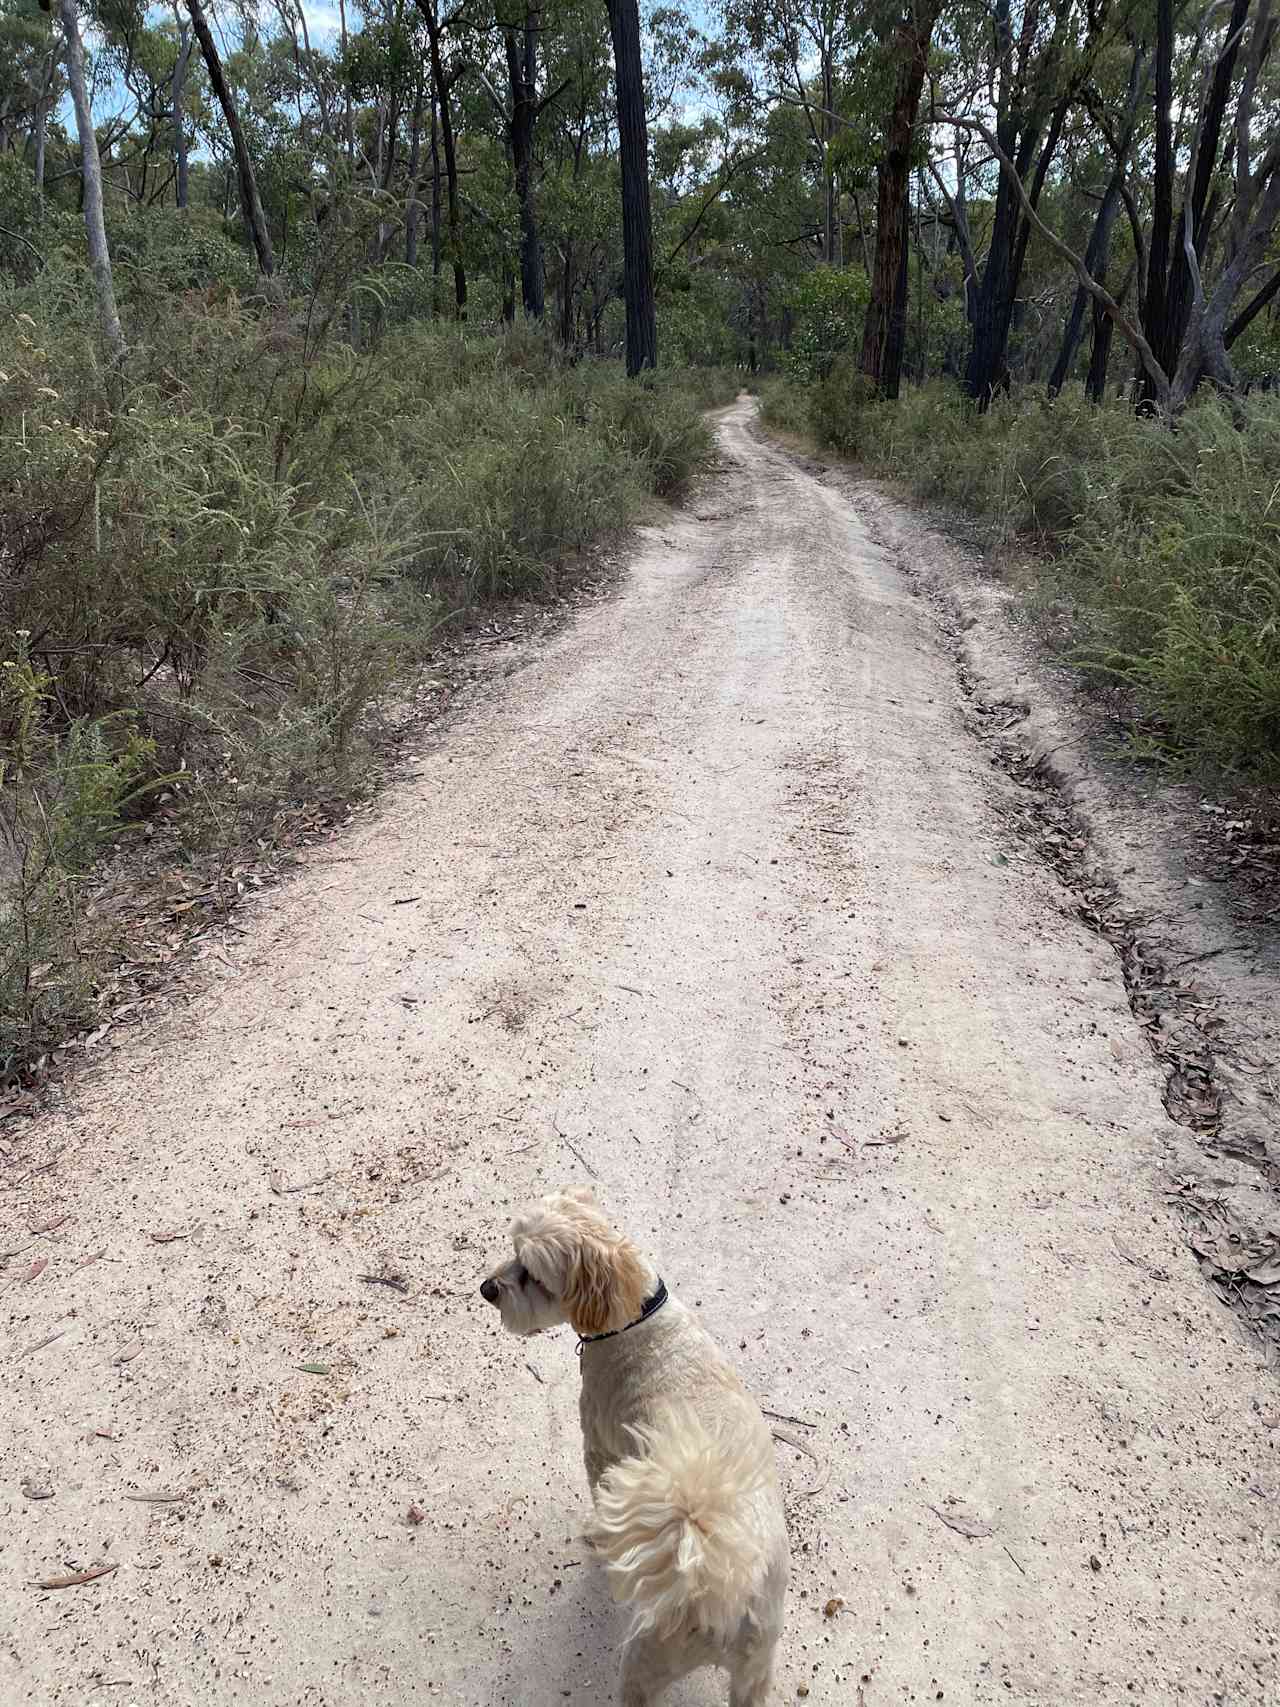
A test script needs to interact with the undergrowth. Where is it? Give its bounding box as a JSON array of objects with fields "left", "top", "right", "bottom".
[
  {"left": 760, "top": 371, "right": 1280, "bottom": 785},
  {"left": 0, "top": 271, "right": 735, "bottom": 1074}
]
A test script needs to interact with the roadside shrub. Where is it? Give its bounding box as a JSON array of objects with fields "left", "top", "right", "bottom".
[
  {"left": 1069, "top": 396, "right": 1280, "bottom": 776},
  {"left": 596, "top": 373, "right": 714, "bottom": 496},
  {"left": 1, "top": 645, "right": 159, "bottom": 1062},
  {"left": 0, "top": 283, "right": 724, "bottom": 1069},
  {"left": 759, "top": 371, "right": 1280, "bottom": 780},
  {"left": 785, "top": 267, "right": 870, "bottom": 382},
  {"left": 807, "top": 358, "right": 879, "bottom": 456},
  {"left": 759, "top": 376, "right": 810, "bottom": 436}
]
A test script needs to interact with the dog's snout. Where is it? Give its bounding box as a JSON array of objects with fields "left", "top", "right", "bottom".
[{"left": 480, "top": 1276, "right": 500, "bottom": 1305}]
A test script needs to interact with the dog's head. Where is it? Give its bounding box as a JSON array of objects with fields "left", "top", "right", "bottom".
[{"left": 478, "top": 1186, "right": 652, "bottom": 1339}]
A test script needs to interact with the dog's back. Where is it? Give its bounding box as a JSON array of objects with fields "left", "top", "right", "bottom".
[{"left": 580, "top": 1300, "right": 788, "bottom": 1704}]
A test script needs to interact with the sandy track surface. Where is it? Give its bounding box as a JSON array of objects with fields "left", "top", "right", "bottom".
[{"left": 3, "top": 398, "right": 1275, "bottom": 1707}]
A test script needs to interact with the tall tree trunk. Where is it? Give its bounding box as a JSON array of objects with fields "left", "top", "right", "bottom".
[
  {"left": 171, "top": 13, "right": 192, "bottom": 210},
  {"left": 963, "top": 99, "right": 1066, "bottom": 406},
  {"left": 405, "top": 73, "right": 424, "bottom": 267},
  {"left": 882, "top": 190, "right": 910, "bottom": 397},
  {"left": 559, "top": 237, "right": 575, "bottom": 346},
  {"left": 417, "top": 0, "right": 466, "bottom": 317},
  {"left": 57, "top": 0, "right": 126, "bottom": 363},
  {"left": 339, "top": 0, "right": 354, "bottom": 165},
  {"left": 184, "top": 0, "right": 275, "bottom": 276},
  {"left": 1049, "top": 183, "right": 1122, "bottom": 394},
  {"left": 860, "top": 3, "right": 938, "bottom": 396},
  {"left": 1160, "top": 0, "right": 1251, "bottom": 377},
  {"left": 506, "top": 5, "right": 545, "bottom": 319},
  {"left": 606, "top": 0, "right": 656, "bottom": 375},
  {"left": 1086, "top": 260, "right": 1134, "bottom": 402},
  {"left": 429, "top": 89, "right": 442, "bottom": 309},
  {"left": 821, "top": 50, "right": 835, "bottom": 263},
  {"left": 1140, "top": 0, "right": 1176, "bottom": 405},
  {"left": 31, "top": 50, "right": 56, "bottom": 200},
  {"left": 1050, "top": 45, "right": 1144, "bottom": 396},
  {"left": 33, "top": 101, "right": 47, "bottom": 198},
  {"left": 961, "top": 0, "right": 1081, "bottom": 408}
]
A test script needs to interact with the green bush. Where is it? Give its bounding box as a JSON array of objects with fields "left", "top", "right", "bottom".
[
  {"left": 806, "top": 357, "right": 879, "bottom": 456},
  {"left": 785, "top": 267, "right": 871, "bottom": 382},
  {"left": 758, "top": 376, "right": 810, "bottom": 435},
  {"left": 1, "top": 645, "right": 160, "bottom": 1062},
  {"left": 759, "top": 371, "right": 1280, "bottom": 781},
  {"left": 0, "top": 285, "right": 724, "bottom": 1069}
]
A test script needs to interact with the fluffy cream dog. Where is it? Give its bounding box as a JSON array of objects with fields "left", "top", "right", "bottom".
[{"left": 479, "top": 1187, "right": 788, "bottom": 1706}]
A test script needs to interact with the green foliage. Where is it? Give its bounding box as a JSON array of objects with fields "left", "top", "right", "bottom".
[
  {"left": 804, "top": 355, "right": 878, "bottom": 455},
  {"left": 785, "top": 267, "right": 870, "bottom": 382},
  {"left": 0, "top": 641, "right": 159, "bottom": 1062},
  {"left": 0, "top": 284, "right": 723, "bottom": 1068},
  {"left": 758, "top": 375, "right": 808, "bottom": 433},
  {"left": 764, "top": 375, "right": 1280, "bottom": 782}
]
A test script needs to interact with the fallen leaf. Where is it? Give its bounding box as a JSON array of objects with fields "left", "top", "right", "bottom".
[
  {"left": 32, "top": 1564, "right": 118, "bottom": 1590},
  {"left": 297, "top": 1362, "right": 330, "bottom": 1376},
  {"left": 1246, "top": 1259, "right": 1280, "bottom": 1287},
  {"left": 865, "top": 1125, "right": 908, "bottom": 1147},
  {"left": 270, "top": 1170, "right": 331, "bottom": 1195},
  {"left": 15, "top": 1330, "right": 65, "bottom": 1359},
  {"left": 111, "top": 1338, "right": 142, "bottom": 1365},
  {"left": 1112, "top": 1233, "right": 1147, "bottom": 1269},
  {"left": 928, "top": 1503, "right": 993, "bottom": 1540},
  {"left": 124, "top": 1490, "right": 189, "bottom": 1504},
  {"left": 22, "top": 1257, "right": 49, "bottom": 1283},
  {"left": 21, "top": 1481, "right": 54, "bottom": 1500}
]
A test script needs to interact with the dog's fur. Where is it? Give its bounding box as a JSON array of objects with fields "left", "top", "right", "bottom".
[{"left": 480, "top": 1187, "right": 788, "bottom": 1706}]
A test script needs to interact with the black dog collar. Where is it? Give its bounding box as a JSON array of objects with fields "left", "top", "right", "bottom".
[{"left": 576, "top": 1279, "right": 668, "bottom": 1357}]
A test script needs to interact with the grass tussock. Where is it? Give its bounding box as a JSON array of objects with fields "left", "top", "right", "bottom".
[
  {"left": 0, "top": 280, "right": 735, "bottom": 1073},
  {"left": 760, "top": 372, "right": 1280, "bottom": 783}
]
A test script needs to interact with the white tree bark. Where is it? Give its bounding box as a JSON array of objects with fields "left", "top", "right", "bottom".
[{"left": 57, "top": 0, "right": 126, "bottom": 364}]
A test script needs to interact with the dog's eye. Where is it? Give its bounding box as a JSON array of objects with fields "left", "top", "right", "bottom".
[{"left": 517, "top": 1266, "right": 530, "bottom": 1288}]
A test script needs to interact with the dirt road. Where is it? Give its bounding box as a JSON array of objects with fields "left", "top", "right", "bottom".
[{"left": 3, "top": 398, "right": 1275, "bottom": 1706}]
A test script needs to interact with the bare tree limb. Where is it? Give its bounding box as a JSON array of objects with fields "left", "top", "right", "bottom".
[
  {"left": 934, "top": 106, "right": 1172, "bottom": 409},
  {"left": 0, "top": 223, "right": 47, "bottom": 269}
]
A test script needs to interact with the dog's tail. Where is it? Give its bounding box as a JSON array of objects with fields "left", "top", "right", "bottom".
[{"left": 586, "top": 1405, "right": 773, "bottom": 1643}]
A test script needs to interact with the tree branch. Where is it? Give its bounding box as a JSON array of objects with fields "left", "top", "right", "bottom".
[
  {"left": 0, "top": 224, "right": 46, "bottom": 269},
  {"left": 934, "top": 106, "right": 1172, "bottom": 409},
  {"left": 663, "top": 148, "right": 763, "bottom": 268}
]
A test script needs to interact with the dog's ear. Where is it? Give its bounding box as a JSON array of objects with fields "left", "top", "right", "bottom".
[
  {"left": 563, "top": 1233, "right": 650, "bottom": 1337},
  {"left": 561, "top": 1184, "right": 598, "bottom": 1207}
]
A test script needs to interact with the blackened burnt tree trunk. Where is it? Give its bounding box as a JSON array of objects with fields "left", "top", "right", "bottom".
[
  {"left": 505, "top": 4, "right": 545, "bottom": 319},
  {"left": 964, "top": 91, "right": 1069, "bottom": 405},
  {"left": 1141, "top": 0, "right": 1251, "bottom": 405},
  {"left": 606, "top": 0, "right": 656, "bottom": 375},
  {"left": 1048, "top": 45, "right": 1145, "bottom": 396},
  {"left": 418, "top": 0, "right": 466, "bottom": 318},
  {"left": 860, "top": 0, "right": 939, "bottom": 397},
  {"left": 961, "top": 0, "right": 1086, "bottom": 407},
  {"left": 1048, "top": 181, "right": 1123, "bottom": 393},
  {"left": 185, "top": 0, "right": 275, "bottom": 276},
  {"left": 1085, "top": 259, "right": 1134, "bottom": 401},
  {"left": 405, "top": 71, "right": 424, "bottom": 266}
]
